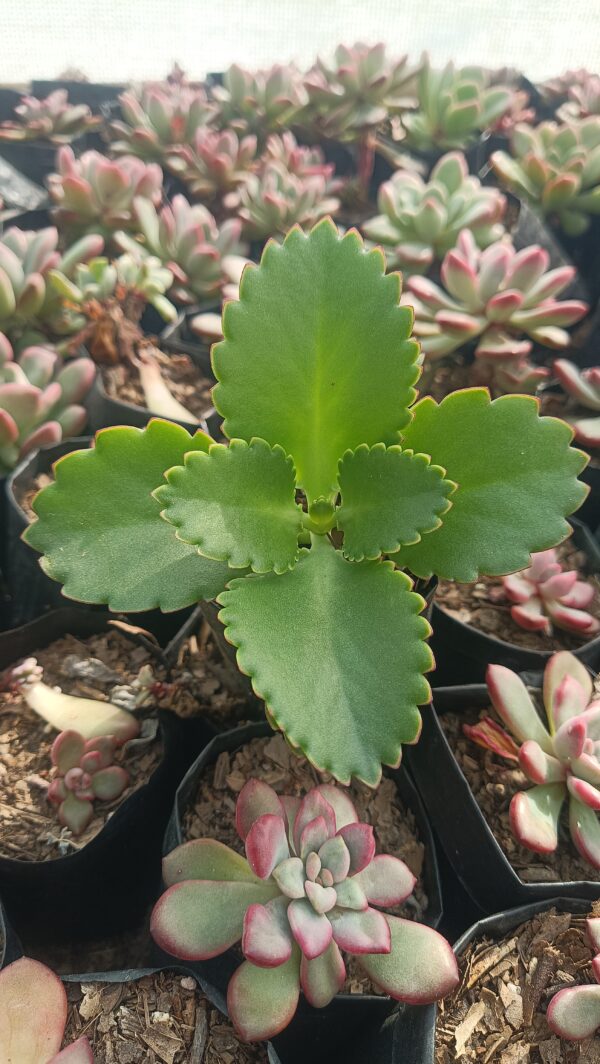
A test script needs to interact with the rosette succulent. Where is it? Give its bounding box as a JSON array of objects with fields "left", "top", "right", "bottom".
[
  {"left": 0, "top": 957, "right": 93, "bottom": 1062},
  {"left": 401, "top": 60, "right": 515, "bottom": 152},
  {"left": 502, "top": 548, "right": 599, "bottom": 636},
  {"left": 464, "top": 653, "right": 600, "bottom": 869},
  {"left": 151, "top": 779, "right": 459, "bottom": 1040},
  {"left": 48, "top": 729, "right": 129, "bottom": 835},
  {"left": 211, "top": 63, "right": 307, "bottom": 140},
  {"left": 0, "top": 89, "right": 101, "bottom": 143},
  {"left": 363, "top": 151, "right": 506, "bottom": 274},
  {"left": 553, "top": 359, "right": 600, "bottom": 448},
  {"left": 547, "top": 917, "right": 600, "bottom": 1040},
  {"left": 234, "top": 162, "right": 340, "bottom": 239},
  {"left": 491, "top": 119, "right": 600, "bottom": 236},
  {"left": 108, "top": 82, "right": 215, "bottom": 161},
  {"left": 48, "top": 147, "right": 163, "bottom": 239},
  {"left": 166, "top": 127, "right": 258, "bottom": 205},
  {"left": 557, "top": 74, "right": 600, "bottom": 122}
]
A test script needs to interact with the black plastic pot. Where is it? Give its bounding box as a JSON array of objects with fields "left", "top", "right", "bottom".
[
  {"left": 161, "top": 305, "right": 218, "bottom": 374},
  {"left": 406, "top": 684, "right": 600, "bottom": 913},
  {"left": 429, "top": 517, "right": 600, "bottom": 686},
  {"left": 0, "top": 608, "right": 214, "bottom": 942},
  {"left": 86, "top": 368, "right": 219, "bottom": 439},
  {"left": 509, "top": 198, "right": 590, "bottom": 305},
  {"left": 3, "top": 205, "right": 51, "bottom": 231},
  {"left": 31, "top": 80, "right": 125, "bottom": 113},
  {"left": 0, "top": 156, "right": 47, "bottom": 216},
  {"left": 0, "top": 892, "right": 21, "bottom": 968},
  {"left": 0, "top": 136, "right": 87, "bottom": 188}
]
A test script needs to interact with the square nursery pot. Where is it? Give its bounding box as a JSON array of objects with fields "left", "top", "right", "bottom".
[
  {"left": 0, "top": 607, "right": 214, "bottom": 941},
  {"left": 390, "top": 896, "right": 593, "bottom": 1063},
  {"left": 405, "top": 683, "right": 600, "bottom": 914},
  {"left": 155, "top": 720, "right": 444, "bottom": 1064},
  {"left": 429, "top": 517, "right": 600, "bottom": 687}
]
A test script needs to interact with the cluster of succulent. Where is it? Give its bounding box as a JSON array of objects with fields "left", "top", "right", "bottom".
[
  {"left": 48, "top": 147, "right": 163, "bottom": 239},
  {"left": 557, "top": 74, "right": 600, "bottom": 122},
  {"left": 502, "top": 548, "right": 599, "bottom": 637},
  {"left": 403, "top": 230, "right": 588, "bottom": 393},
  {"left": 116, "top": 194, "right": 242, "bottom": 302},
  {"left": 211, "top": 63, "right": 307, "bottom": 140},
  {"left": 151, "top": 778, "right": 459, "bottom": 1040},
  {"left": 491, "top": 119, "right": 600, "bottom": 236},
  {"left": 363, "top": 151, "right": 506, "bottom": 274},
  {"left": 0, "top": 88, "right": 101, "bottom": 143},
  {"left": 108, "top": 82, "right": 215, "bottom": 161},
  {"left": 166, "top": 127, "right": 258, "bottom": 205},
  {"left": 538, "top": 68, "right": 596, "bottom": 107},
  {"left": 401, "top": 61, "right": 516, "bottom": 152},
  {"left": 553, "top": 359, "right": 600, "bottom": 449},
  {"left": 489, "top": 88, "right": 536, "bottom": 136},
  {"left": 464, "top": 653, "right": 600, "bottom": 869},
  {"left": 47, "top": 729, "right": 129, "bottom": 835},
  {"left": 0, "top": 956, "right": 94, "bottom": 1061},
  {"left": 234, "top": 161, "right": 341, "bottom": 239},
  {"left": 547, "top": 917, "right": 600, "bottom": 1041},
  {"left": 0, "top": 332, "right": 93, "bottom": 473}
]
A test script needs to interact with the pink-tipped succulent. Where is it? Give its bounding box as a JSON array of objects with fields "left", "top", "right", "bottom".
[
  {"left": 211, "top": 63, "right": 307, "bottom": 140},
  {"left": 48, "top": 729, "right": 129, "bottom": 835},
  {"left": 234, "top": 161, "right": 341, "bottom": 240},
  {"left": 166, "top": 128, "right": 258, "bottom": 205},
  {"left": 0, "top": 956, "right": 93, "bottom": 1062},
  {"left": 547, "top": 917, "right": 600, "bottom": 1039},
  {"left": 108, "top": 82, "right": 215, "bottom": 162},
  {"left": 0, "top": 332, "right": 94, "bottom": 473},
  {"left": 0, "top": 89, "right": 101, "bottom": 143},
  {"left": 404, "top": 229, "right": 587, "bottom": 393},
  {"left": 557, "top": 74, "right": 600, "bottom": 122},
  {"left": 48, "top": 147, "right": 163, "bottom": 239},
  {"left": 465, "top": 653, "right": 600, "bottom": 868},
  {"left": 502, "top": 548, "right": 599, "bottom": 638},
  {"left": 553, "top": 359, "right": 600, "bottom": 449},
  {"left": 150, "top": 779, "right": 458, "bottom": 1042}
]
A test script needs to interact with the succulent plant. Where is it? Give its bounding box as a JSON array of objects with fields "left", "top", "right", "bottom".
[
  {"left": 464, "top": 653, "right": 600, "bottom": 868},
  {"left": 553, "top": 359, "right": 600, "bottom": 448},
  {"left": 489, "top": 88, "right": 536, "bottom": 136},
  {"left": 263, "top": 131, "right": 337, "bottom": 182},
  {"left": 211, "top": 63, "right": 307, "bottom": 140},
  {"left": 0, "top": 333, "right": 94, "bottom": 473},
  {"left": 501, "top": 547, "right": 599, "bottom": 637},
  {"left": 0, "top": 89, "right": 101, "bottom": 143},
  {"left": 151, "top": 778, "right": 459, "bottom": 1040},
  {"left": 48, "top": 147, "right": 163, "bottom": 239},
  {"left": 491, "top": 119, "right": 600, "bottom": 236},
  {"left": 547, "top": 917, "right": 600, "bottom": 1039},
  {"left": 557, "top": 74, "right": 600, "bottom": 121},
  {"left": 362, "top": 151, "right": 506, "bottom": 274},
  {"left": 404, "top": 231, "right": 588, "bottom": 392},
  {"left": 0, "top": 956, "right": 93, "bottom": 1062},
  {"left": 108, "top": 82, "right": 215, "bottom": 161},
  {"left": 538, "top": 69, "right": 596, "bottom": 106},
  {"left": 166, "top": 128, "right": 258, "bottom": 205},
  {"left": 401, "top": 60, "right": 516, "bottom": 152},
  {"left": 234, "top": 162, "right": 340, "bottom": 239},
  {"left": 115, "top": 194, "right": 242, "bottom": 303},
  {"left": 47, "top": 729, "right": 129, "bottom": 834}
]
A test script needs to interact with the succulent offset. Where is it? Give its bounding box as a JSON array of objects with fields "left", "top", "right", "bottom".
[
  {"left": 491, "top": 119, "right": 600, "bottom": 236},
  {"left": 234, "top": 161, "right": 340, "bottom": 239},
  {"left": 211, "top": 63, "right": 307, "bottom": 140},
  {"left": 0, "top": 89, "right": 101, "bottom": 143},
  {"left": 166, "top": 128, "right": 258, "bottom": 205},
  {"left": 547, "top": 917, "right": 600, "bottom": 1040},
  {"left": 401, "top": 60, "right": 515, "bottom": 151},
  {"left": 464, "top": 653, "right": 600, "bottom": 869},
  {"left": 0, "top": 333, "right": 93, "bottom": 473},
  {"left": 151, "top": 779, "right": 459, "bottom": 1040},
  {"left": 553, "top": 359, "right": 600, "bottom": 448},
  {"left": 108, "top": 82, "right": 215, "bottom": 161},
  {"left": 48, "top": 729, "right": 129, "bottom": 835},
  {"left": 0, "top": 956, "right": 94, "bottom": 1062},
  {"left": 48, "top": 147, "right": 163, "bottom": 239},
  {"left": 362, "top": 151, "right": 506, "bottom": 274},
  {"left": 502, "top": 548, "right": 599, "bottom": 637}
]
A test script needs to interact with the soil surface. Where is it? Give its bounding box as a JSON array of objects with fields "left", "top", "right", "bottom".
[
  {"left": 435, "top": 904, "right": 600, "bottom": 1063},
  {"left": 182, "top": 733, "right": 429, "bottom": 995},
  {"left": 442, "top": 706, "right": 599, "bottom": 884},
  {"left": 100, "top": 347, "right": 214, "bottom": 423},
  {"left": 63, "top": 970, "right": 268, "bottom": 1064},
  {"left": 0, "top": 630, "right": 164, "bottom": 861},
  {"left": 435, "top": 538, "right": 600, "bottom": 653}
]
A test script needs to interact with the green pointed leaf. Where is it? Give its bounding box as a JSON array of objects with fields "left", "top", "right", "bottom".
[
  {"left": 217, "top": 536, "right": 432, "bottom": 786},
  {"left": 337, "top": 444, "right": 456, "bottom": 562},
  {"left": 24, "top": 420, "right": 231, "bottom": 612},
  {"left": 212, "top": 218, "right": 420, "bottom": 504},
  {"left": 155, "top": 437, "right": 303, "bottom": 575},
  {"left": 396, "top": 390, "right": 587, "bottom": 581}
]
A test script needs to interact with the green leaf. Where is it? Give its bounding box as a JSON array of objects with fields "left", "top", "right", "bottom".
[
  {"left": 24, "top": 419, "right": 231, "bottom": 612},
  {"left": 212, "top": 218, "right": 420, "bottom": 504},
  {"left": 337, "top": 444, "right": 455, "bottom": 562},
  {"left": 155, "top": 437, "right": 303, "bottom": 575},
  {"left": 217, "top": 536, "right": 432, "bottom": 786},
  {"left": 396, "top": 390, "right": 588, "bottom": 581}
]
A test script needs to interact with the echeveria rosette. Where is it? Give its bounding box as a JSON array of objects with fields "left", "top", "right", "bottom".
[
  {"left": 48, "top": 729, "right": 129, "bottom": 836},
  {"left": 108, "top": 83, "right": 215, "bottom": 162},
  {"left": 0, "top": 956, "right": 93, "bottom": 1062},
  {"left": 0, "top": 89, "right": 101, "bottom": 144},
  {"left": 502, "top": 548, "right": 599, "bottom": 637},
  {"left": 211, "top": 63, "right": 307, "bottom": 141},
  {"left": 553, "top": 360, "right": 600, "bottom": 449},
  {"left": 150, "top": 779, "right": 459, "bottom": 1041},
  {"left": 166, "top": 128, "right": 258, "bottom": 205},
  {"left": 465, "top": 652, "right": 600, "bottom": 869},
  {"left": 547, "top": 917, "right": 600, "bottom": 1040}
]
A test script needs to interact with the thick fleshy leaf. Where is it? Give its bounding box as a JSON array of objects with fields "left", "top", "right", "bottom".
[
  {"left": 305, "top": 880, "right": 338, "bottom": 913},
  {"left": 246, "top": 813, "right": 290, "bottom": 879},
  {"left": 519, "top": 741, "right": 566, "bottom": 785},
  {"left": 227, "top": 950, "right": 301, "bottom": 1041},
  {"left": 162, "top": 839, "right": 260, "bottom": 887},
  {"left": 236, "top": 779, "right": 285, "bottom": 841},
  {"left": 554, "top": 718, "right": 587, "bottom": 761},
  {"left": 486, "top": 664, "right": 554, "bottom": 753},
  {"left": 150, "top": 878, "right": 279, "bottom": 960},
  {"left": 272, "top": 857, "right": 306, "bottom": 899},
  {"left": 337, "top": 444, "right": 455, "bottom": 561},
  {"left": 337, "top": 822, "right": 376, "bottom": 874},
  {"left": 329, "top": 906, "right": 391, "bottom": 954},
  {"left": 51, "top": 1037, "right": 94, "bottom": 1063},
  {"left": 20, "top": 681, "right": 138, "bottom": 743},
  {"left": 332, "top": 878, "right": 368, "bottom": 911},
  {"left": 155, "top": 438, "right": 303, "bottom": 574},
  {"left": 218, "top": 536, "right": 432, "bottom": 785},
  {"left": 352, "top": 854, "right": 416, "bottom": 906},
  {"left": 91, "top": 765, "right": 128, "bottom": 800},
  {"left": 0, "top": 957, "right": 67, "bottom": 1064},
  {"left": 293, "top": 790, "right": 337, "bottom": 852},
  {"left": 547, "top": 661, "right": 593, "bottom": 729},
  {"left": 242, "top": 896, "right": 293, "bottom": 967},
  {"left": 52, "top": 730, "right": 85, "bottom": 774},
  {"left": 300, "top": 816, "right": 330, "bottom": 858},
  {"left": 24, "top": 420, "right": 231, "bottom": 612},
  {"left": 314, "top": 784, "right": 358, "bottom": 829},
  {"left": 509, "top": 783, "right": 566, "bottom": 853},
  {"left": 358, "top": 915, "right": 459, "bottom": 1003},
  {"left": 397, "top": 390, "right": 587, "bottom": 581},
  {"left": 59, "top": 792, "right": 94, "bottom": 835},
  {"left": 547, "top": 985, "right": 600, "bottom": 1040},
  {"left": 212, "top": 219, "right": 420, "bottom": 503},
  {"left": 567, "top": 775, "right": 600, "bottom": 810},
  {"left": 587, "top": 917, "right": 600, "bottom": 952},
  {"left": 300, "top": 941, "right": 346, "bottom": 1008},
  {"left": 463, "top": 717, "right": 520, "bottom": 760},
  {"left": 318, "top": 835, "right": 351, "bottom": 882},
  {"left": 288, "top": 897, "right": 333, "bottom": 958},
  {"left": 569, "top": 798, "right": 600, "bottom": 869}
]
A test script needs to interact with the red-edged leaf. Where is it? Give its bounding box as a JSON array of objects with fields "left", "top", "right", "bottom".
[{"left": 357, "top": 916, "right": 460, "bottom": 1004}]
